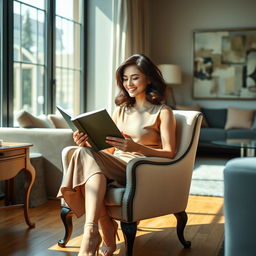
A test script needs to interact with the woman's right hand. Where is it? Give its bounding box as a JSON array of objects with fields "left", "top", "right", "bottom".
[{"left": 73, "top": 130, "right": 89, "bottom": 147}]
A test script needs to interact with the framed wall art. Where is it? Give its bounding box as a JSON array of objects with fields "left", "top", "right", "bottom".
[{"left": 193, "top": 28, "right": 256, "bottom": 99}]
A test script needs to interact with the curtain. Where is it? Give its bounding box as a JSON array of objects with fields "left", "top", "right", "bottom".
[
  {"left": 108, "top": 0, "right": 150, "bottom": 112},
  {"left": 126, "top": 0, "right": 150, "bottom": 57}
]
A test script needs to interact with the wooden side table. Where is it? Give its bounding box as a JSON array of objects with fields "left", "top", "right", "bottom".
[{"left": 0, "top": 142, "right": 35, "bottom": 228}]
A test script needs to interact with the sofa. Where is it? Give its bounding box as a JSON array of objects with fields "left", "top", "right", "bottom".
[
  {"left": 224, "top": 157, "right": 256, "bottom": 256},
  {"left": 175, "top": 105, "right": 256, "bottom": 156},
  {"left": 199, "top": 107, "right": 256, "bottom": 155}
]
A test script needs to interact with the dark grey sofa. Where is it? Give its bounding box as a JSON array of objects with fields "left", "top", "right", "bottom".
[{"left": 198, "top": 108, "right": 256, "bottom": 155}]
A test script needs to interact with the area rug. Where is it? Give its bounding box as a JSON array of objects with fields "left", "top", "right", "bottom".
[{"left": 189, "top": 157, "right": 229, "bottom": 197}]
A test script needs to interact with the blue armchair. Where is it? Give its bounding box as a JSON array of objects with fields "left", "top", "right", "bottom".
[{"left": 224, "top": 157, "right": 256, "bottom": 256}]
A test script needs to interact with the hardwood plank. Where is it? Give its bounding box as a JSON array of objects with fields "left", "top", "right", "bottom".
[{"left": 0, "top": 195, "right": 224, "bottom": 256}]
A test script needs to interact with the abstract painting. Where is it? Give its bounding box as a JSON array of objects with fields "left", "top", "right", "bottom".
[{"left": 193, "top": 28, "right": 256, "bottom": 99}]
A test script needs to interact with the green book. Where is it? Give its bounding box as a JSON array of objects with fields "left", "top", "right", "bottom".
[{"left": 57, "top": 106, "right": 124, "bottom": 151}]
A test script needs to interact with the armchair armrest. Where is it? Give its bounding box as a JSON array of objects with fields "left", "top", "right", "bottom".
[{"left": 122, "top": 155, "right": 195, "bottom": 222}]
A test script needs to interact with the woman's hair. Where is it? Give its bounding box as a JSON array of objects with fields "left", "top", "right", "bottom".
[{"left": 115, "top": 53, "right": 167, "bottom": 107}]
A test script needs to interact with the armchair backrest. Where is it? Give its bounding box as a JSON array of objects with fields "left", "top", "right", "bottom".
[{"left": 174, "top": 110, "right": 202, "bottom": 160}]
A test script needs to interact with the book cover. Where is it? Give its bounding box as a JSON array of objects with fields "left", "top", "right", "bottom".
[{"left": 57, "top": 106, "right": 124, "bottom": 151}]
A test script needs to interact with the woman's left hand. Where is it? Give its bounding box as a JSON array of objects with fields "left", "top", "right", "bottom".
[{"left": 106, "top": 134, "right": 138, "bottom": 152}]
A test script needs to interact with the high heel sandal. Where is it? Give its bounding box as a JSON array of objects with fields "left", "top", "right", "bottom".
[
  {"left": 100, "top": 216, "right": 120, "bottom": 256},
  {"left": 78, "top": 222, "right": 102, "bottom": 256}
]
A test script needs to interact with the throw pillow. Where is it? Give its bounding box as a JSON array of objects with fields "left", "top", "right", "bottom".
[
  {"left": 48, "top": 114, "right": 69, "bottom": 128},
  {"left": 175, "top": 104, "right": 209, "bottom": 127},
  {"left": 201, "top": 108, "right": 227, "bottom": 128},
  {"left": 17, "top": 110, "right": 53, "bottom": 128},
  {"left": 224, "top": 107, "right": 254, "bottom": 130}
]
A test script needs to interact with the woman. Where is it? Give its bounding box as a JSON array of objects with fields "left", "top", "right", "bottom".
[{"left": 57, "top": 53, "right": 176, "bottom": 256}]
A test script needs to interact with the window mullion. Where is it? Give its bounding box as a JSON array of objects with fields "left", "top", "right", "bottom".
[
  {"left": 46, "top": 0, "right": 55, "bottom": 114},
  {"left": 2, "top": 0, "right": 14, "bottom": 127},
  {"left": 80, "top": 0, "right": 87, "bottom": 113}
]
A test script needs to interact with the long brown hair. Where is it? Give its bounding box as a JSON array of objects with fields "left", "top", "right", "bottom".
[{"left": 115, "top": 54, "right": 167, "bottom": 107}]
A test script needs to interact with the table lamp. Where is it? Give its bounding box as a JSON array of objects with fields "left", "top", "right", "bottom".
[{"left": 158, "top": 64, "right": 182, "bottom": 107}]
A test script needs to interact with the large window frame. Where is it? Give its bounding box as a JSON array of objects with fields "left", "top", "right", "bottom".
[{"left": 0, "top": 0, "right": 87, "bottom": 127}]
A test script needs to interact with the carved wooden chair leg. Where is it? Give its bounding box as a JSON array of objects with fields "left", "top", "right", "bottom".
[
  {"left": 174, "top": 211, "right": 191, "bottom": 248},
  {"left": 58, "top": 207, "right": 74, "bottom": 247},
  {"left": 121, "top": 221, "right": 137, "bottom": 256}
]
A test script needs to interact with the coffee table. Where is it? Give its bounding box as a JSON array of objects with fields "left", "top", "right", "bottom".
[
  {"left": 212, "top": 139, "right": 256, "bottom": 157},
  {"left": 0, "top": 142, "right": 35, "bottom": 228}
]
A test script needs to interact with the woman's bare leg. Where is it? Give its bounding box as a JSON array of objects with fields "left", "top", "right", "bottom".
[
  {"left": 78, "top": 173, "right": 106, "bottom": 255},
  {"left": 85, "top": 173, "right": 107, "bottom": 222}
]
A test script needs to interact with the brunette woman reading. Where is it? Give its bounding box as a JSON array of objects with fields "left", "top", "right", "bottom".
[{"left": 57, "top": 53, "right": 176, "bottom": 256}]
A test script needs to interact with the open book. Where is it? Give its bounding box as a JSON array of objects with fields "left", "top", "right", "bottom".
[{"left": 57, "top": 106, "right": 124, "bottom": 151}]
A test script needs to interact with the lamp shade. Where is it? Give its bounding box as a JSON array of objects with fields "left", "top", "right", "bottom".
[{"left": 158, "top": 64, "right": 182, "bottom": 84}]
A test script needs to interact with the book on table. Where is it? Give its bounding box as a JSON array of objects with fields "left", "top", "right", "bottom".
[{"left": 57, "top": 106, "right": 124, "bottom": 151}]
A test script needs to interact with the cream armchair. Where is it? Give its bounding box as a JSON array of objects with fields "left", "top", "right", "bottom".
[{"left": 58, "top": 110, "right": 203, "bottom": 256}]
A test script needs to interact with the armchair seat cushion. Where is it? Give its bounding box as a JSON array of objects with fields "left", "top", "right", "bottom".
[{"left": 105, "top": 187, "right": 125, "bottom": 206}]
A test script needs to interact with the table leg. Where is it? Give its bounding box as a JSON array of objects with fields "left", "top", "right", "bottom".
[
  {"left": 4, "top": 180, "right": 9, "bottom": 205},
  {"left": 23, "top": 149, "right": 36, "bottom": 228},
  {"left": 9, "top": 178, "right": 16, "bottom": 204},
  {"left": 240, "top": 147, "right": 244, "bottom": 157},
  {"left": 23, "top": 169, "right": 35, "bottom": 228},
  {"left": 247, "top": 148, "right": 255, "bottom": 157}
]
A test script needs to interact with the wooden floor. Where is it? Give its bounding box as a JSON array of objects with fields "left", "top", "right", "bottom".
[{"left": 0, "top": 195, "right": 224, "bottom": 256}]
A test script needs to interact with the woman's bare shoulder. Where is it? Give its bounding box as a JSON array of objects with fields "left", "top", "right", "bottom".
[{"left": 160, "top": 104, "right": 174, "bottom": 115}]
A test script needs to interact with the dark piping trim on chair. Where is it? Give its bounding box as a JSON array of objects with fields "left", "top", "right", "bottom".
[{"left": 125, "top": 113, "right": 203, "bottom": 222}]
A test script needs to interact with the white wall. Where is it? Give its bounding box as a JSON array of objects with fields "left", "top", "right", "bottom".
[
  {"left": 149, "top": 0, "right": 256, "bottom": 109},
  {"left": 86, "top": 0, "right": 113, "bottom": 111}
]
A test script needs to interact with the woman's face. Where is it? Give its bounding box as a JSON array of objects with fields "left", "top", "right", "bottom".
[{"left": 123, "top": 65, "right": 150, "bottom": 98}]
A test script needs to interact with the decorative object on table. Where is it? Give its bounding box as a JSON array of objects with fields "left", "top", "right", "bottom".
[
  {"left": 193, "top": 28, "right": 256, "bottom": 100},
  {"left": 157, "top": 64, "right": 182, "bottom": 108}
]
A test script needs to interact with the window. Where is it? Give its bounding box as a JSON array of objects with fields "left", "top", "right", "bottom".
[
  {"left": 0, "top": 0, "right": 85, "bottom": 127},
  {"left": 13, "top": 0, "right": 46, "bottom": 118},
  {"left": 55, "top": 0, "right": 82, "bottom": 115}
]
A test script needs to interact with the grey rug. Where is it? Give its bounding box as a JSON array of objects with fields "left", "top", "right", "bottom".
[{"left": 189, "top": 157, "right": 229, "bottom": 197}]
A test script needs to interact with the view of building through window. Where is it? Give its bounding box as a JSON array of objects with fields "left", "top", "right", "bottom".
[
  {"left": 13, "top": 0, "right": 46, "bottom": 120},
  {"left": 55, "top": 0, "right": 82, "bottom": 115},
  {"left": 13, "top": 0, "right": 82, "bottom": 124}
]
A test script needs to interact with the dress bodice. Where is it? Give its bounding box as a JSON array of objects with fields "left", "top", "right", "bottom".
[{"left": 113, "top": 103, "right": 167, "bottom": 162}]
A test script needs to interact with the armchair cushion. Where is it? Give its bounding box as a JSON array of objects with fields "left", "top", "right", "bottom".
[{"left": 105, "top": 187, "right": 125, "bottom": 206}]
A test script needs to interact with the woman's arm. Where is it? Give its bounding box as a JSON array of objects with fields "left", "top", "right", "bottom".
[{"left": 106, "top": 106, "right": 176, "bottom": 159}]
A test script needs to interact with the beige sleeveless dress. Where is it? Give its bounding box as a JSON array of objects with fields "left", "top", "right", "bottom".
[{"left": 57, "top": 103, "right": 168, "bottom": 217}]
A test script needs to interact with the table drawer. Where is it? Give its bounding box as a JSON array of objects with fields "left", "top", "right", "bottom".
[
  {"left": 0, "top": 157, "right": 26, "bottom": 180},
  {"left": 0, "top": 149, "right": 26, "bottom": 158}
]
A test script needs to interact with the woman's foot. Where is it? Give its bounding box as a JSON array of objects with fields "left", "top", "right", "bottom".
[
  {"left": 99, "top": 216, "right": 119, "bottom": 256},
  {"left": 78, "top": 222, "right": 102, "bottom": 256}
]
